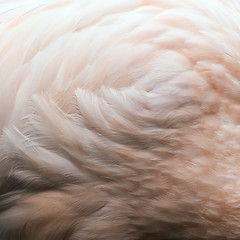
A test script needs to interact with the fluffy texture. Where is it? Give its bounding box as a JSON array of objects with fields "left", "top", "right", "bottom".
[{"left": 0, "top": 0, "right": 240, "bottom": 239}]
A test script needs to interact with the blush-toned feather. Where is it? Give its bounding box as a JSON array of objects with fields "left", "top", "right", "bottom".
[{"left": 1, "top": 0, "right": 240, "bottom": 239}]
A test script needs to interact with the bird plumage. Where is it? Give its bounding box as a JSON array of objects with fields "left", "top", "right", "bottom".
[{"left": 0, "top": 0, "right": 240, "bottom": 239}]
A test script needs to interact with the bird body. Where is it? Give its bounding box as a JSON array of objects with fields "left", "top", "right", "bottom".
[{"left": 1, "top": 0, "right": 240, "bottom": 239}]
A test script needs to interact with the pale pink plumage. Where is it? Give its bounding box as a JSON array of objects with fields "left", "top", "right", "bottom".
[{"left": 0, "top": 0, "right": 240, "bottom": 239}]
